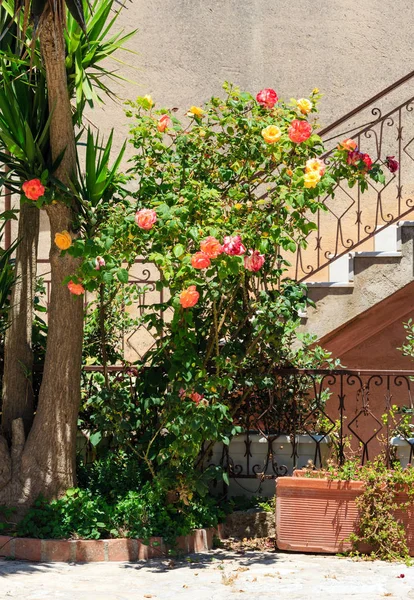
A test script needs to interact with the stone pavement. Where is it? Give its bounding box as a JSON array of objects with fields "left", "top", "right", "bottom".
[{"left": 0, "top": 550, "right": 413, "bottom": 600}]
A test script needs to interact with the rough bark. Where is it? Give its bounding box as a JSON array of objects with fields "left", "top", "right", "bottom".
[
  {"left": 2, "top": 202, "right": 39, "bottom": 442},
  {"left": 0, "top": 10, "right": 84, "bottom": 507}
]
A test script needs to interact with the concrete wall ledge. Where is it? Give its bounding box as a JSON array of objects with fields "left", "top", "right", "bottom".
[{"left": 0, "top": 526, "right": 222, "bottom": 563}]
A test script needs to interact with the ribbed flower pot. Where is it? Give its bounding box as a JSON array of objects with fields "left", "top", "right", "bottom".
[{"left": 275, "top": 475, "right": 414, "bottom": 554}]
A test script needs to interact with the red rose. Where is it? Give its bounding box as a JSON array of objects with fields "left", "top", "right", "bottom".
[
  {"left": 288, "top": 120, "right": 312, "bottom": 144},
  {"left": 346, "top": 150, "right": 361, "bottom": 166},
  {"left": 361, "top": 153, "right": 372, "bottom": 172},
  {"left": 22, "top": 179, "right": 45, "bottom": 201},
  {"left": 386, "top": 155, "right": 399, "bottom": 173},
  {"left": 256, "top": 88, "right": 278, "bottom": 108}
]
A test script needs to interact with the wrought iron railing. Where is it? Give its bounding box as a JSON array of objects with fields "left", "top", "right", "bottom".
[
  {"left": 291, "top": 71, "right": 414, "bottom": 281},
  {"left": 200, "top": 369, "right": 414, "bottom": 494}
]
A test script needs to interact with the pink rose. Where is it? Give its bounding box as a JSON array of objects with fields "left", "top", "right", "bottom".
[
  {"left": 94, "top": 256, "right": 105, "bottom": 270},
  {"left": 244, "top": 250, "right": 265, "bottom": 272},
  {"left": 288, "top": 119, "right": 312, "bottom": 143},
  {"left": 191, "top": 252, "right": 211, "bottom": 269},
  {"left": 256, "top": 88, "right": 278, "bottom": 108},
  {"left": 223, "top": 235, "right": 246, "bottom": 256},
  {"left": 135, "top": 208, "right": 157, "bottom": 230}
]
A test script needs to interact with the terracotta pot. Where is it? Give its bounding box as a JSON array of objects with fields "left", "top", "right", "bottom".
[{"left": 275, "top": 475, "right": 414, "bottom": 554}]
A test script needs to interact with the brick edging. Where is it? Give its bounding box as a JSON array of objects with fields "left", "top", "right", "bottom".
[{"left": 0, "top": 524, "right": 223, "bottom": 562}]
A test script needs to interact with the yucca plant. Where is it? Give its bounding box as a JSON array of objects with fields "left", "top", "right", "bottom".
[{"left": 0, "top": 0, "right": 135, "bottom": 509}]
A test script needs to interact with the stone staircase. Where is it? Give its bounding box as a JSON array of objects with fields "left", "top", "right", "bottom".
[{"left": 301, "top": 221, "right": 414, "bottom": 341}]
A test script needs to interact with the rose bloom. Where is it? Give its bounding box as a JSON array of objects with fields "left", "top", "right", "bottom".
[
  {"left": 386, "top": 155, "right": 399, "bottom": 173},
  {"left": 94, "top": 256, "right": 106, "bottom": 270},
  {"left": 288, "top": 119, "right": 312, "bottom": 143},
  {"left": 135, "top": 208, "right": 157, "bottom": 230},
  {"left": 223, "top": 235, "right": 246, "bottom": 256},
  {"left": 188, "top": 106, "right": 204, "bottom": 117},
  {"left": 143, "top": 94, "right": 154, "bottom": 107},
  {"left": 67, "top": 280, "right": 85, "bottom": 295},
  {"left": 304, "top": 171, "right": 321, "bottom": 188},
  {"left": 305, "top": 158, "right": 326, "bottom": 176},
  {"left": 157, "top": 114, "right": 170, "bottom": 132},
  {"left": 338, "top": 138, "right": 357, "bottom": 151},
  {"left": 179, "top": 285, "right": 200, "bottom": 308},
  {"left": 361, "top": 153, "right": 373, "bottom": 171},
  {"left": 189, "top": 392, "right": 204, "bottom": 405},
  {"left": 54, "top": 230, "right": 71, "bottom": 250},
  {"left": 244, "top": 250, "right": 265, "bottom": 272},
  {"left": 297, "top": 98, "right": 313, "bottom": 114},
  {"left": 261, "top": 125, "right": 282, "bottom": 144},
  {"left": 200, "top": 236, "right": 223, "bottom": 258},
  {"left": 256, "top": 88, "right": 278, "bottom": 108},
  {"left": 191, "top": 251, "right": 211, "bottom": 269},
  {"left": 22, "top": 179, "right": 45, "bottom": 201},
  {"left": 346, "top": 150, "right": 361, "bottom": 166}
]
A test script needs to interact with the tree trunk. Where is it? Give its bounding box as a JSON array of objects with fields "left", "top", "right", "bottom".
[
  {"left": 0, "top": 10, "right": 84, "bottom": 507},
  {"left": 2, "top": 202, "right": 39, "bottom": 442}
]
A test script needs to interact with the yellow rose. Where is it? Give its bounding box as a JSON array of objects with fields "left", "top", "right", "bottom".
[
  {"left": 188, "top": 106, "right": 204, "bottom": 117},
  {"left": 297, "top": 98, "right": 313, "bottom": 115},
  {"left": 261, "top": 125, "right": 282, "bottom": 144},
  {"left": 143, "top": 94, "right": 154, "bottom": 107},
  {"left": 234, "top": 203, "right": 243, "bottom": 210},
  {"left": 304, "top": 171, "right": 321, "bottom": 188},
  {"left": 54, "top": 230, "right": 72, "bottom": 251}
]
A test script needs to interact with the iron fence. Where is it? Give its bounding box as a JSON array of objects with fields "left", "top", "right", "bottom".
[{"left": 198, "top": 369, "right": 414, "bottom": 495}]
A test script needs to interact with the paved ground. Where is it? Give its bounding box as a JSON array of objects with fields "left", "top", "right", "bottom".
[{"left": 0, "top": 550, "right": 413, "bottom": 599}]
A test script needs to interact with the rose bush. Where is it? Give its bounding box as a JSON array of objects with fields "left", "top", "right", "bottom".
[{"left": 68, "top": 83, "right": 386, "bottom": 497}]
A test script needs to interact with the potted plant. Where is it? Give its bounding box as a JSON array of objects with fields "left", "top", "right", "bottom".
[{"left": 276, "top": 457, "right": 414, "bottom": 561}]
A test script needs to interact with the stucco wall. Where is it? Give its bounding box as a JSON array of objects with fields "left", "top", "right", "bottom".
[{"left": 88, "top": 0, "right": 414, "bottom": 155}]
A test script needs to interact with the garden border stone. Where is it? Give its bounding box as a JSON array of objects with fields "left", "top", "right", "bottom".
[{"left": 0, "top": 525, "right": 223, "bottom": 563}]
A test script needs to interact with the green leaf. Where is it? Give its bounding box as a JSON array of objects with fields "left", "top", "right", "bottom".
[
  {"left": 116, "top": 268, "right": 129, "bottom": 283},
  {"left": 89, "top": 431, "right": 102, "bottom": 447}
]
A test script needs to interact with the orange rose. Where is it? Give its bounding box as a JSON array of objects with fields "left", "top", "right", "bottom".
[
  {"left": 191, "top": 252, "right": 211, "bottom": 269},
  {"left": 261, "top": 125, "right": 282, "bottom": 144},
  {"left": 68, "top": 281, "right": 85, "bottom": 296},
  {"left": 180, "top": 285, "right": 199, "bottom": 308},
  {"left": 22, "top": 179, "right": 45, "bottom": 201},
  {"left": 157, "top": 114, "right": 170, "bottom": 132},
  {"left": 338, "top": 138, "right": 357, "bottom": 151},
  {"left": 200, "top": 236, "right": 223, "bottom": 258},
  {"left": 54, "top": 230, "right": 72, "bottom": 251}
]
